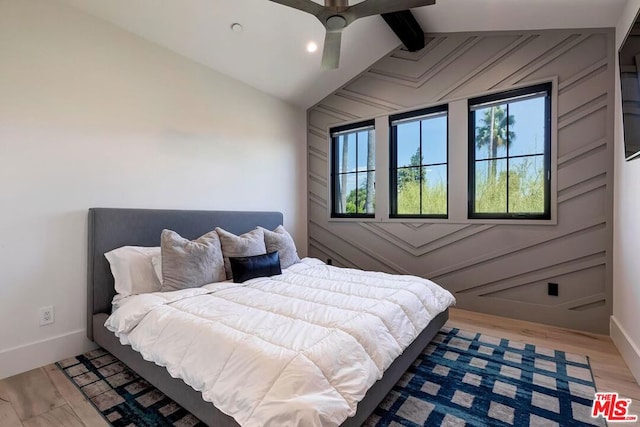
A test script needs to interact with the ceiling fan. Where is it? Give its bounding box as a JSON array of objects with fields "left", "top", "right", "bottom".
[{"left": 268, "top": 0, "right": 436, "bottom": 69}]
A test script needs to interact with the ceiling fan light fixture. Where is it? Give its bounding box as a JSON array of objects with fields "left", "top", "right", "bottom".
[
  {"left": 326, "top": 15, "right": 347, "bottom": 31},
  {"left": 267, "top": 0, "right": 437, "bottom": 69},
  {"left": 306, "top": 41, "right": 318, "bottom": 53}
]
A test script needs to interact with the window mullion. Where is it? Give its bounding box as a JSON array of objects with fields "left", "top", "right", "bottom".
[
  {"left": 355, "top": 132, "right": 359, "bottom": 214},
  {"left": 419, "top": 120, "right": 423, "bottom": 215},
  {"left": 505, "top": 158, "right": 510, "bottom": 213},
  {"left": 506, "top": 103, "right": 510, "bottom": 214}
]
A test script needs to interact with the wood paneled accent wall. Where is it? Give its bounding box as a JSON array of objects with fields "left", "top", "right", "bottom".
[{"left": 307, "top": 29, "right": 615, "bottom": 333}]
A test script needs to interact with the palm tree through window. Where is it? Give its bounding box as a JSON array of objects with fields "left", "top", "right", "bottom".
[{"left": 468, "top": 83, "right": 552, "bottom": 219}]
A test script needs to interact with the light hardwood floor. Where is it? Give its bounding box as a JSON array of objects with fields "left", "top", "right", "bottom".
[
  {"left": 447, "top": 308, "right": 640, "bottom": 404},
  {"left": 0, "top": 308, "right": 638, "bottom": 426}
]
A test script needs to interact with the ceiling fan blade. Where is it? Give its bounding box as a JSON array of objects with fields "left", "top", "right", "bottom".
[
  {"left": 267, "top": 0, "right": 325, "bottom": 16},
  {"left": 321, "top": 30, "right": 342, "bottom": 70},
  {"left": 348, "top": 0, "right": 436, "bottom": 20}
]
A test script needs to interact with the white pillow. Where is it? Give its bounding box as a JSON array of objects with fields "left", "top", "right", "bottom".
[
  {"left": 151, "top": 255, "right": 162, "bottom": 283},
  {"left": 104, "top": 246, "right": 162, "bottom": 297}
]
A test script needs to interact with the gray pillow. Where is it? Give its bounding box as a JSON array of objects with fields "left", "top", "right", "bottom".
[
  {"left": 160, "top": 229, "right": 226, "bottom": 292},
  {"left": 259, "top": 225, "right": 300, "bottom": 269},
  {"left": 215, "top": 227, "right": 267, "bottom": 279}
]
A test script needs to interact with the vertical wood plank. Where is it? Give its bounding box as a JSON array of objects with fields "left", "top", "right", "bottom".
[
  {"left": 43, "top": 365, "right": 109, "bottom": 427},
  {"left": 0, "top": 368, "right": 65, "bottom": 421},
  {"left": 22, "top": 405, "right": 83, "bottom": 427},
  {"left": 0, "top": 401, "right": 23, "bottom": 427}
]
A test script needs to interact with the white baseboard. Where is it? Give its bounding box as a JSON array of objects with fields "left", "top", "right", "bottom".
[
  {"left": 0, "top": 329, "right": 97, "bottom": 380},
  {"left": 610, "top": 315, "right": 640, "bottom": 386}
]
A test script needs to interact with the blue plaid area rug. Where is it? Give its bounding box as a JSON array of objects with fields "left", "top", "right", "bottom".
[
  {"left": 57, "top": 327, "right": 604, "bottom": 427},
  {"left": 367, "top": 326, "right": 605, "bottom": 427},
  {"left": 57, "top": 349, "right": 206, "bottom": 427}
]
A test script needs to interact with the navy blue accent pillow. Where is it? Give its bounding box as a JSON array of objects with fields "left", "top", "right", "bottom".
[{"left": 229, "top": 251, "right": 282, "bottom": 283}]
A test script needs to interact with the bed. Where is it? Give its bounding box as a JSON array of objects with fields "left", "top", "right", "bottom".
[{"left": 87, "top": 208, "right": 452, "bottom": 426}]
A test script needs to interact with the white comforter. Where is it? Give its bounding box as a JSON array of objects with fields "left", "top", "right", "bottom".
[{"left": 105, "top": 258, "right": 455, "bottom": 427}]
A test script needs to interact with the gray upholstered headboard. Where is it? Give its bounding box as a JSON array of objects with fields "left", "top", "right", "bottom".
[{"left": 87, "top": 208, "right": 283, "bottom": 340}]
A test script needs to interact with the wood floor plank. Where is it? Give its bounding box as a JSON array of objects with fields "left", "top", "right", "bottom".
[
  {"left": 0, "top": 401, "right": 23, "bottom": 427},
  {"left": 0, "top": 368, "right": 66, "bottom": 421},
  {"left": 447, "top": 308, "right": 640, "bottom": 402},
  {"left": 22, "top": 405, "right": 83, "bottom": 427},
  {"left": 42, "top": 365, "right": 108, "bottom": 427},
  {"left": 0, "top": 378, "right": 12, "bottom": 402}
]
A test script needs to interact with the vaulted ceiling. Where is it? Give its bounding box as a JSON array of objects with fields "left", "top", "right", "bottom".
[{"left": 59, "top": 0, "right": 626, "bottom": 109}]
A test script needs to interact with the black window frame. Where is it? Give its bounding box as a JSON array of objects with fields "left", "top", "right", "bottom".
[
  {"left": 330, "top": 120, "right": 376, "bottom": 219},
  {"left": 468, "top": 82, "right": 552, "bottom": 220},
  {"left": 390, "top": 105, "right": 449, "bottom": 219}
]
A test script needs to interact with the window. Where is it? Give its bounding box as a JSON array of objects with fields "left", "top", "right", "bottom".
[
  {"left": 390, "top": 106, "right": 448, "bottom": 218},
  {"left": 468, "top": 83, "right": 551, "bottom": 219},
  {"left": 330, "top": 120, "right": 375, "bottom": 218}
]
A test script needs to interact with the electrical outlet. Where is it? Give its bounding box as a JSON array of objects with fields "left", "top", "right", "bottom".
[{"left": 39, "top": 306, "right": 54, "bottom": 326}]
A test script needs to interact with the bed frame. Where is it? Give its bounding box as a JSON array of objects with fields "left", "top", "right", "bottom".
[{"left": 87, "top": 208, "right": 449, "bottom": 426}]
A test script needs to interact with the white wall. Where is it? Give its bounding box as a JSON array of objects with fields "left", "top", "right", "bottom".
[
  {"left": 612, "top": 0, "right": 640, "bottom": 384},
  {"left": 0, "top": 0, "right": 306, "bottom": 379}
]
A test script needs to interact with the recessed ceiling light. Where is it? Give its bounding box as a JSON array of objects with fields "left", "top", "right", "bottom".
[
  {"left": 231, "top": 23, "right": 243, "bottom": 33},
  {"left": 306, "top": 41, "right": 318, "bottom": 53}
]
